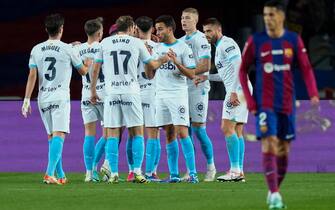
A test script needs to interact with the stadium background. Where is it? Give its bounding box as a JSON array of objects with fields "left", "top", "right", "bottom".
[{"left": 0, "top": 0, "right": 334, "bottom": 172}]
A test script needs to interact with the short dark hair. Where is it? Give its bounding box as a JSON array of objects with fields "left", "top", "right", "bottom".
[
  {"left": 116, "top": 15, "right": 134, "bottom": 32},
  {"left": 202, "top": 18, "right": 222, "bottom": 28},
  {"left": 44, "top": 13, "right": 64, "bottom": 36},
  {"left": 84, "top": 17, "right": 103, "bottom": 36},
  {"left": 155, "top": 15, "right": 176, "bottom": 32},
  {"left": 135, "top": 16, "right": 153, "bottom": 33},
  {"left": 264, "top": 0, "right": 286, "bottom": 12}
]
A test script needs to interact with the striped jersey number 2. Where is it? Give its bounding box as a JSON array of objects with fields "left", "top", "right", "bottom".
[{"left": 259, "top": 112, "right": 267, "bottom": 126}]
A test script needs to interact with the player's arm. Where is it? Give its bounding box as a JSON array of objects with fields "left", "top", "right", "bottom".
[
  {"left": 296, "top": 35, "right": 319, "bottom": 106},
  {"left": 144, "top": 55, "right": 169, "bottom": 79},
  {"left": 90, "top": 61, "right": 102, "bottom": 104},
  {"left": 70, "top": 46, "right": 90, "bottom": 76},
  {"left": 194, "top": 40, "right": 211, "bottom": 75},
  {"left": 239, "top": 36, "right": 257, "bottom": 113},
  {"left": 22, "top": 68, "right": 37, "bottom": 118}
]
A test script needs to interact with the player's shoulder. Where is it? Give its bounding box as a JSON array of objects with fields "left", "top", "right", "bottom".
[
  {"left": 194, "top": 30, "right": 207, "bottom": 41},
  {"left": 220, "top": 36, "right": 239, "bottom": 52}
]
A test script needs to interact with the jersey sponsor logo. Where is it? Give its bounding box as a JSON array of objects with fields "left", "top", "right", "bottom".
[
  {"left": 225, "top": 46, "right": 235, "bottom": 53},
  {"left": 271, "top": 49, "right": 283, "bottom": 55},
  {"left": 285, "top": 134, "right": 295, "bottom": 139},
  {"left": 40, "top": 84, "right": 62, "bottom": 93},
  {"left": 111, "top": 79, "right": 135, "bottom": 87},
  {"left": 263, "top": 63, "right": 291, "bottom": 73},
  {"left": 159, "top": 61, "right": 176, "bottom": 70},
  {"left": 82, "top": 100, "right": 103, "bottom": 106},
  {"left": 140, "top": 83, "right": 152, "bottom": 89},
  {"left": 41, "top": 104, "right": 59, "bottom": 113},
  {"left": 196, "top": 102, "right": 204, "bottom": 113},
  {"left": 201, "top": 44, "right": 209, "bottom": 49},
  {"left": 284, "top": 48, "right": 293, "bottom": 58},
  {"left": 109, "top": 100, "right": 133, "bottom": 106},
  {"left": 142, "top": 103, "right": 150, "bottom": 108}
]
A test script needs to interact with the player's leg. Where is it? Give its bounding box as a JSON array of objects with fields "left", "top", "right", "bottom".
[
  {"left": 126, "top": 129, "right": 134, "bottom": 182},
  {"left": 83, "top": 122, "right": 96, "bottom": 182},
  {"left": 97, "top": 127, "right": 109, "bottom": 182},
  {"left": 276, "top": 140, "right": 290, "bottom": 188},
  {"left": 190, "top": 92, "right": 215, "bottom": 181},
  {"left": 165, "top": 124, "right": 180, "bottom": 182},
  {"left": 145, "top": 127, "right": 160, "bottom": 181},
  {"left": 103, "top": 95, "right": 122, "bottom": 183},
  {"left": 235, "top": 123, "right": 246, "bottom": 181},
  {"left": 176, "top": 124, "right": 198, "bottom": 183}
]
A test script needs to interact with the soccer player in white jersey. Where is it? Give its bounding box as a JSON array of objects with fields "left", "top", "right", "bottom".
[
  {"left": 21, "top": 14, "right": 89, "bottom": 184},
  {"left": 134, "top": 16, "right": 161, "bottom": 181},
  {"left": 197, "top": 18, "right": 252, "bottom": 182},
  {"left": 77, "top": 17, "right": 107, "bottom": 182},
  {"left": 91, "top": 16, "right": 168, "bottom": 183},
  {"left": 179, "top": 8, "right": 216, "bottom": 182},
  {"left": 146, "top": 15, "right": 198, "bottom": 183}
]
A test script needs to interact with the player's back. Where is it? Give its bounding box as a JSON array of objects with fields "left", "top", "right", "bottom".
[
  {"left": 154, "top": 40, "right": 196, "bottom": 98},
  {"left": 251, "top": 30, "right": 300, "bottom": 113},
  {"left": 29, "top": 40, "right": 82, "bottom": 102},
  {"left": 180, "top": 30, "right": 211, "bottom": 91},
  {"left": 77, "top": 41, "right": 105, "bottom": 101},
  {"left": 98, "top": 34, "right": 151, "bottom": 95}
]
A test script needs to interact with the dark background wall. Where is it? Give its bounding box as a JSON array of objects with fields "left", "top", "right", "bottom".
[{"left": 1, "top": 0, "right": 334, "bottom": 100}]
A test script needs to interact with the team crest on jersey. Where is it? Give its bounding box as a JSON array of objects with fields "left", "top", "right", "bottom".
[
  {"left": 178, "top": 105, "right": 186, "bottom": 115},
  {"left": 225, "top": 101, "right": 234, "bottom": 110},
  {"left": 196, "top": 102, "right": 204, "bottom": 113},
  {"left": 284, "top": 48, "right": 293, "bottom": 58}
]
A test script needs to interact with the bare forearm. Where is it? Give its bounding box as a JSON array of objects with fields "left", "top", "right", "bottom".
[
  {"left": 90, "top": 64, "right": 100, "bottom": 94},
  {"left": 175, "top": 62, "right": 195, "bottom": 79},
  {"left": 194, "top": 59, "right": 210, "bottom": 75},
  {"left": 24, "top": 70, "right": 37, "bottom": 98}
]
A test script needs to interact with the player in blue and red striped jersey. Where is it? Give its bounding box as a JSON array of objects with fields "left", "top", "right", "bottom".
[{"left": 239, "top": 0, "right": 319, "bottom": 209}]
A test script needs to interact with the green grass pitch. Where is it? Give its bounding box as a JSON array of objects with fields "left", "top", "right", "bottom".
[{"left": 0, "top": 173, "right": 334, "bottom": 210}]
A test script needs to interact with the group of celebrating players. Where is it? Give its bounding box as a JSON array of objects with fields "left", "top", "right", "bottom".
[{"left": 21, "top": 1, "right": 319, "bottom": 209}]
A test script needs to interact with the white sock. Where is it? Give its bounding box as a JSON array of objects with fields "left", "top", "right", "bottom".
[{"left": 207, "top": 163, "right": 216, "bottom": 171}]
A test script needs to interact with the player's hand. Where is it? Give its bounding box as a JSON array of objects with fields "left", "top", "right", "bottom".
[
  {"left": 167, "top": 48, "right": 177, "bottom": 64},
  {"left": 310, "top": 96, "right": 320, "bottom": 111},
  {"left": 145, "top": 42, "right": 153, "bottom": 55},
  {"left": 90, "top": 92, "right": 100, "bottom": 105},
  {"left": 193, "top": 75, "right": 207, "bottom": 86},
  {"left": 230, "top": 92, "right": 240, "bottom": 106},
  {"left": 151, "top": 34, "right": 159, "bottom": 42},
  {"left": 21, "top": 98, "right": 31, "bottom": 118},
  {"left": 84, "top": 58, "right": 93, "bottom": 67}
]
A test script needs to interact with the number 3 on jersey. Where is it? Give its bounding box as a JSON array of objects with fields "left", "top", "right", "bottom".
[{"left": 44, "top": 57, "right": 56, "bottom": 81}]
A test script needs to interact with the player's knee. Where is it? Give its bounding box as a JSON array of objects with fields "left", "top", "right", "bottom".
[{"left": 221, "top": 124, "right": 235, "bottom": 137}]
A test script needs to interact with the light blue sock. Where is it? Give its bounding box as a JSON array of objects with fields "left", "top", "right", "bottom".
[
  {"left": 46, "top": 136, "right": 64, "bottom": 176},
  {"left": 145, "top": 138, "right": 156, "bottom": 174},
  {"left": 193, "top": 126, "right": 214, "bottom": 164},
  {"left": 126, "top": 136, "right": 134, "bottom": 171},
  {"left": 239, "top": 136, "right": 245, "bottom": 172},
  {"left": 48, "top": 140, "right": 65, "bottom": 178},
  {"left": 105, "top": 137, "right": 119, "bottom": 173},
  {"left": 132, "top": 135, "right": 144, "bottom": 171},
  {"left": 83, "top": 136, "right": 95, "bottom": 171},
  {"left": 166, "top": 140, "right": 179, "bottom": 177},
  {"left": 92, "top": 136, "right": 106, "bottom": 170},
  {"left": 153, "top": 139, "right": 161, "bottom": 172},
  {"left": 188, "top": 126, "right": 195, "bottom": 146},
  {"left": 180, "top": 136, "right": 197, "bottom": 175},
  {"left": 225, "top": 133, "right": 240, "bottom": 171}
]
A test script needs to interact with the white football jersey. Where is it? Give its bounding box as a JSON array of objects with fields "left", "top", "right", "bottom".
[
  {"left": 215, "top": 36, "right": 242, "bottom": 93},
  {"left": 180, "top": 30, "right": 211, "bottom": 91},
  {"left": 29, "top": 40, "right": 83, "bottom": 102},
  {"left": 77, "top": 41, "right": 105, "bottom": 101},
  {"left": 154, "top": 40, "right": 196, "bottom": 98},
  {"left": 95, "top": 34, "right": 152, "bottom": 95},
  {"left": 137, "top": 39, "right": 159, "bottom": 94}
]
